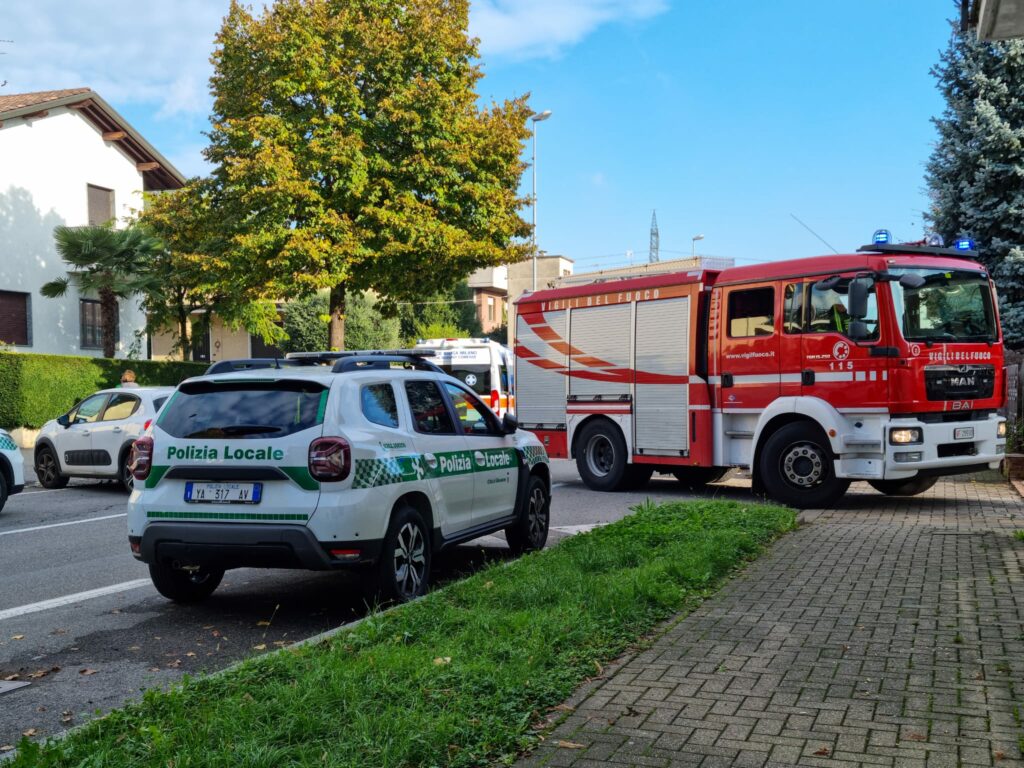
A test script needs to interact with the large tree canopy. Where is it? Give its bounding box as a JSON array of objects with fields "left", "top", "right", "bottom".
[
  {"left": 926, "top": 25, "right": 1024, "bottom": 349},
  {"left": 193, "top": 0, "right": 532, "bottom": 349}
]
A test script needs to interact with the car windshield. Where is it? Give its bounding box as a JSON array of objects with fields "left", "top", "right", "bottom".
[
  {"left": 890, "top": 268, "right": 998, "bottom": 343},
  {"left": 158, "top": 380, "right": 328, "bottom": 440}
]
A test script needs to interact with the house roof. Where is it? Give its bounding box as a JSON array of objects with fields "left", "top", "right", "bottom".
[{"left": 0, "top": 88, "right": 186, "bottom": 191}]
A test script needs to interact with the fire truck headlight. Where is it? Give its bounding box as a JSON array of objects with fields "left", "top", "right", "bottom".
[
  {"left": 997, "top": 421, "right": 1007, "bottom": 439},
  {"left": 890, "top": 428, "right": 923, "bottom": 445}
]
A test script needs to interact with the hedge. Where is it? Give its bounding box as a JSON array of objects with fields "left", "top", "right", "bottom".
[{"left": 0, "top": 353, "right": 207, "bottom": 430}]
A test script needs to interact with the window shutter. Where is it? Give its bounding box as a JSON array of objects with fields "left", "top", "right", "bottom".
[
  {"left": 0, "top": 291, "right": 30, "bottom": 345},
  {"left": 87, "top": 185, "right": 115, "bottom": 226}
]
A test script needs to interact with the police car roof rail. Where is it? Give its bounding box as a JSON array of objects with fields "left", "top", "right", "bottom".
[
  {"left": 329, "top": 352, "right": 443, "bottom": 374},
  {"left": 856, "top": 243, "right": 979, "bottom": 259}
]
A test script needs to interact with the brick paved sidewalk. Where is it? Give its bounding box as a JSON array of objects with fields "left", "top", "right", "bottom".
[{"left": 520, "top": 477, "right": 1024, "bottom": 768}]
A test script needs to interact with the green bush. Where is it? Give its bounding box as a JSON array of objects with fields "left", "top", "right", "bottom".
[{"left": 0, "top": 353, "right": 207, "bottom": 429}]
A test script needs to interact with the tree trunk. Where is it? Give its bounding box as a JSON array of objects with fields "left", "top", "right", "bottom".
[
  {"left": 329, "top": 284, "right": 346, "bottom": 351},
  {"left": 177, "top": 307, "right": 191, "bottom": 362},
  {"left": 100, "top": 287, "right": 118, "bottom": 358}
]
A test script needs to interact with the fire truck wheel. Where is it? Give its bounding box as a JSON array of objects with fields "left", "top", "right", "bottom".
[
  {"left": 576, "top": 420, "right": 630, "bottom": 491},
  {"left": 759, "top": 423, "right": 850, "bottom": 509},
  {"left": 672, "top": 467, "right": 729, "bottom": 489},
  {"left": 867, "top": 477, "right": 938, "bottom": 497}
]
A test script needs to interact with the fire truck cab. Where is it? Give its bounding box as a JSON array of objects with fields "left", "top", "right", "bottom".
[{"left": 514, "top": 236, "right": 1008, "bottom": 508}]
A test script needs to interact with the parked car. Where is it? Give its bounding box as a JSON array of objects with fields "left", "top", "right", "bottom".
[
  {"left": 0, "top": 428, "right": 25, "bottom": 513},
  {"left": 35, "top": 387, "right": 174, "bottom": 492},
  {"left": 128, "top": 351, "right": 551, "bottom": 604}
]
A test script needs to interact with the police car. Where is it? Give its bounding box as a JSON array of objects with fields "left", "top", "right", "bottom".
[
  {"left": 0, "top": 428, "right": 25, "bottom": 513},
  {"left": 127, "top": 351, "right": 551, "bottom": 604}
]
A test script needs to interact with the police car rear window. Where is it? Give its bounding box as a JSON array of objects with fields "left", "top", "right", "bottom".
[{"left": 159, "top": 380, "right": 328, "bottom": 440}]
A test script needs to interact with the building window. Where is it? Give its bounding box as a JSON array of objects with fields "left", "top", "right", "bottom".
[
  {"left": 487, "top": 296, "right": 495, "bottom": 322},
  {"left": 87, "top": 184, "right": 115, "bottom": 226},
  {"left": 80, "top": 299, "right": 118, "bottom": 349},
  {"left": 0, "top": 290, "right": 31, "bottom": 346},
  {"left": 727, "top": 287, "right": 775, "bottom": 338}
]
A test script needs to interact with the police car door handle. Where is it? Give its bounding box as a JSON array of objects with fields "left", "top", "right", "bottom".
[{"left": 802, "top": 370, "right": 815, "bottom": 386}]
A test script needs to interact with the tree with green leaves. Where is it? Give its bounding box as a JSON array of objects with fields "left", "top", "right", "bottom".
[
  {"left": 40, "top": 225, "right": 161, "bottom": 358},
  {"left": 926, "top": 24, "right": 1024, "bottom": 349},
  {"left": 189, "top": 0, "right": 532, "bottom": 350}
]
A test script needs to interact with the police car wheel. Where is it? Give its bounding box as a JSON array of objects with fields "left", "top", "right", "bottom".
[
  {"left": 148, "top": 563, "right": 224, "bottom": 604},
  {"left": 377, "top": 505, "right": 431, "bottom": 603},
  {"left": 506, "top": 474, "right": 550, "bottom": 554},
  {"left": 672, "top": 467, "right": 729, "bottom": 489},
  {"left": 35, "top": 447, "right": 69, "bottom": 490},
  {"left": 759, "top": 423, "right": 850, "bottom": 509},
  {"left": 867, "top": 477, "right": 938, "bottom": 497},
  {"left": 576, "top": 420, "right": 630, "bottom": 492},
  {"left": 0, "top": 472, "right": 7, "bottom": 513}
]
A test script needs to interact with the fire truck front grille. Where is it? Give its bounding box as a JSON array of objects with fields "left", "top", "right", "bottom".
[{"left": 923, "top": 365, "right": 995, "bottom": 402}]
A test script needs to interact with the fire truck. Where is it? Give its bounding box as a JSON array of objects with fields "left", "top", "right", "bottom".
[{"left": 514, "top": 233, "right": 1008, "bottom": 508}]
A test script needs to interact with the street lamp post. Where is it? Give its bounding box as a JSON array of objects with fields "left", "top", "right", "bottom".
[
  {"left": 691, "top": 233, "right": 705, "bottom": 259},
  {"left": 531, "top": 110, "right": 552, "bottom": 291}
]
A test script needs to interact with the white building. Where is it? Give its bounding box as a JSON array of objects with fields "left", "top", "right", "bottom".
[{"left": 0, "top": 88, "right": 184, "bottom": 357}]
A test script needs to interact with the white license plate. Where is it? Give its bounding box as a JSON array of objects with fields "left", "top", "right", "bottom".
[
  {"left": 185, "top": 482, "right": 262, "bottom": 504},
  {"left": 954, "top": 427, "right": 975, "bottom": 440}
]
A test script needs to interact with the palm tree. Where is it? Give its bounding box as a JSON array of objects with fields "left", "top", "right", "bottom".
[{"left": 41, "top": 224, "right": 161, "bottom": 358}]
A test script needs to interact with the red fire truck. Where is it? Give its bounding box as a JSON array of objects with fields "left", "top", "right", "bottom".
[{"left": 514, "top": 234, "right": 1008, "bottom": 508}]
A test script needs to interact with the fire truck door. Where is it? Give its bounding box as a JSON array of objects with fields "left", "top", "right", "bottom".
[
  {"left": 799, "top": 279, "right": 888, "bottom": 409},
  {"left": 718, "top": 285, "right": 781, "bottom": 410}
]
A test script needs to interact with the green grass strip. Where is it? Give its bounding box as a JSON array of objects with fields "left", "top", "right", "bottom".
[{"left": 12, "top": 499, "right": 795, "bottom": 768}]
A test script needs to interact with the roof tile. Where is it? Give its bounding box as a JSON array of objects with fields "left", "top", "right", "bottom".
[{"left": 0, "top": 88, "right": 91, "bottom": 114}]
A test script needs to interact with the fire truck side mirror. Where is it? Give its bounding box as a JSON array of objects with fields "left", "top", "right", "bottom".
[
  {"left": 848, "top": 320, "right": 870, "bottom": 341},
  {"left": 848, "top": 277, "right": 872, "bottom": 320}
]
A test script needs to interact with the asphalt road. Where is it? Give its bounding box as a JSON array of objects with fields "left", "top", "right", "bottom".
[{"left": 0, "top": 461, "right": 754, "bottom": 751}]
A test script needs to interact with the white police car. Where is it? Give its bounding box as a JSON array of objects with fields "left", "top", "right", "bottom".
[
  {"left": 128, "top": 351, "right": 551, "bottom": 603},
  {"left": 0, "top": 428, "right": 25, "bottom": 513}
]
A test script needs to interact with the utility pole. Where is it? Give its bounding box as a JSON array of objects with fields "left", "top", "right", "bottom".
[{"left": 649, "top": 210, "right": 659, "bottom": 263}]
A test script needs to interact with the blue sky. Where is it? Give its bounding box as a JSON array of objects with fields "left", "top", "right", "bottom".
[{"left": 4, "top": 0, "right": 955, "bottom": 271}]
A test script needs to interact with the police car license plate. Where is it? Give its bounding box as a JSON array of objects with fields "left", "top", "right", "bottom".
[
  {"left": 954, "top": 427, "right": 974, "bottom": 440},
  {"left": 185, "top": 482, "right": 262, "bottom": 504}
]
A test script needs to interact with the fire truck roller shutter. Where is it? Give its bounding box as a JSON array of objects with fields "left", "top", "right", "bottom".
[
  {"left": 568, "top": 304, "right": 631, "bottom": 398},
  {"left": 515, "top": 311, "right": 567, "bottom": 426},
  {"left": 634, "top": 297, "right": 690, "bottom": 454}
]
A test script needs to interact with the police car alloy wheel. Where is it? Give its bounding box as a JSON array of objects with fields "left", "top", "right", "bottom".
[
  {"left": 505, "top": 474, "right": 550, "bottom": 554},
  {"left": 377, "top": 504, "right": 431, "bottom": 603}
]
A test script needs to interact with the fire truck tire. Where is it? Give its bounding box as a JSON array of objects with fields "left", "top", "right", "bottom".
[
  {"left": 759, "top": 423, "right": 850, "bottom": 509},
  {"left": 576, "top": 420, "right": 630, "bottom": 491},
  {"left": 672, "top": 467, "right": 729, "bottom": 489},
  {"left": 867, "top": 477, "right": 938, "bottom": 496}
]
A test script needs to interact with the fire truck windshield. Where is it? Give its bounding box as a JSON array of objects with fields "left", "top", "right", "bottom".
[{"left": 890, "top": 268, "right": 998, "bottom": 343}]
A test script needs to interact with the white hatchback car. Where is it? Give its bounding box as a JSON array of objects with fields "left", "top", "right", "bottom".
[
  {"left": 127, "top": 352, "right": 551, "bottom": 604},
  {"left": 0, "top": 428, "right": 25, "bottom": 513},
  {"left": 35, "top": 387, "right": 174, "bottom": 491}
]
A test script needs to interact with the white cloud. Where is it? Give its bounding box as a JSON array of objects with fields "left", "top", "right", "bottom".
[
  {"left": 1, "top": 0, "right": 228, "bottom": 117},
  {"left": 470, "top": 0, "right": 669, "bottom": 59}
]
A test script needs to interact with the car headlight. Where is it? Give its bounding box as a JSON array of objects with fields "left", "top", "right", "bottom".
[
  {"left": 998, "top": 421, "right": 1007, "bottom": 439},
  {"left": 890, "top": 427, "right": 923, "bottom": 445}
]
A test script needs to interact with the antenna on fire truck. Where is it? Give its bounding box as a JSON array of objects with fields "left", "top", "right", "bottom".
[{"left": 649, "top": 210, "right": 660, "bottom": 263}]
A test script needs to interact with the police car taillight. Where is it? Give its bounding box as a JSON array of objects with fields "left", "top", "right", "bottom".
[
  {"left": 131, "top": 437, "right": 154, "bottom": 481},
  {"left": 308, "top": 437, "right": 351, "bottom": 482}
]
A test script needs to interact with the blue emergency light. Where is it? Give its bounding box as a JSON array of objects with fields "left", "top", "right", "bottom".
[
  {"left": 872, "top": 229, "right": 891, "bottom": 245},
  {"left": 925, "top": 233, "right": 945, "bottom": 247},
  {"left": 955, "top": 237, "right": 976, "bottom": 251}
]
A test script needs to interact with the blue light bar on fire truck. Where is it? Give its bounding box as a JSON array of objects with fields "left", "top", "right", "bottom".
[
  {"left": 955, "top": 237, "right": 976, "bottom": 251},
  {"left": 872, "top": 229, "right": 891, "bottom": 245}
]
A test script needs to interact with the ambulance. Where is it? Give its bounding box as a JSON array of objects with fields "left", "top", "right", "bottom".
[
  {"left": 413, "top": 338, "right": 515, "bottom": 417},
  {"left": 514, "top": 232, "right": 1008, "bottom": 508}
]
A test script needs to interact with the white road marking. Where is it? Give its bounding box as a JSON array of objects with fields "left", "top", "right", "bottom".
[
  {"left": 19, "top": 487, "right": 72, "bottom": 495},
  {"left": 551, "top": 482, "right": 568, "bottom": 490},
  {"left": 0, "top": 513, "right": 127, "bottom": 537},
  {"left": 0, "top": 579, "right": 152, "bottom": 622}
]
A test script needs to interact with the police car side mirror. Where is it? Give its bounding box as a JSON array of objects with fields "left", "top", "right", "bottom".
[{"left": 502, "top": 413, "right": 518, "bottom": 435}]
